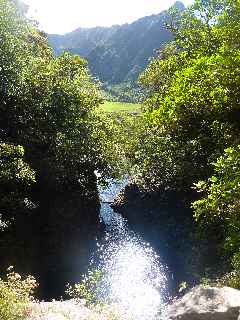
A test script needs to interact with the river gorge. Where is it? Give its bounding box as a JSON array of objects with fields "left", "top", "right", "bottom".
[{"left": 95, "top": 179, "right": 168, "bottom": 319}]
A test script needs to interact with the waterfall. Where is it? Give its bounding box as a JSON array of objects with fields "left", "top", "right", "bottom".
[{"left": 90, "top": 179, "right": 168, "bottom": 320}]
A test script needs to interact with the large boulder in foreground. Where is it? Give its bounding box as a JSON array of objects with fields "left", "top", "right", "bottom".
[
  {"left": 28, "top": 300, "right": 115, "bottom": 320},
  {"left": 166, "top": 285, "right": 240, "bottom": 320}
]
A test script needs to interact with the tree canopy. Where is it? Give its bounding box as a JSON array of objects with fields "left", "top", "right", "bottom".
[
  {"left": 136, "top": 0, "right": 240, "bottom": 285},
  {"left": 137, "top": 0, "right": 240, "bottom": 192},
  {"left": 0, "top": 0, "right": 130, "bottom": 227}
]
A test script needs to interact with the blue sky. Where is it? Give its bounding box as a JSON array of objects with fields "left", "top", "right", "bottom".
[{"left": 23, "top": 0, "right": 193, "bottom": 34}]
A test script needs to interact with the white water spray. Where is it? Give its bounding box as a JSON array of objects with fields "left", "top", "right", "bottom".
[{"left": 92, "top": 180, "right": 168, "bottom": 320}]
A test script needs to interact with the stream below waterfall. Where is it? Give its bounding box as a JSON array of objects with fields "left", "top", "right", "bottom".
[{"left": 91, "top": 179, "right": 168, "bottom": 320}]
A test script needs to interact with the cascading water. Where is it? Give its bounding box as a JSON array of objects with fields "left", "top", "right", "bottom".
[{"left": 91, "top": 179, "right": 168, "bottom": 320}]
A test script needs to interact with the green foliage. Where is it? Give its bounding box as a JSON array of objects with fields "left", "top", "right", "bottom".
[
  {"left": 0, "top": 143, "right": 35, "bottom": 227},
  {"left": 0, "top": 6, "right": 138, "bottom": 304},
  {"left": 66, "top": 268, "right": 103, "bottom": 306},
  {"left": 133, "top": 0, "right": 240, "bottom": 286},
  {"left": 66, "top": 269, "right": 123, "bottom": 320},
  {"left": 216, "top": 270, "right": 240, "bottom": 289},
  {"left": 167, "top": 0, "right": 224, "bottom": 55},
  {"left": 0, "top": 0, "right": 136, "bottom": 299},
  {"left": 0, "top": 0, "right": 131, "bottom": 198},
  {"left": 19, "top": 50, "right": 104, "bottom": 188},
  {"left": 178, "top": 281, "right": 188, "bottom": 293},
  {"left": 137, "top": 0, "right": 240, "bottom": 191},
  {"left": 192, "top": 146, "right": 240, "bottom": 286},
  {"left": 90, "top": 111, "right": 141, "bottom": 181},
  {"left": 103, "top": 82, "right": 146, "bottom": 103},
  {"left": 218, "top": 252, "right": 240, "bottom": 289},
  {"left": 0, "top": 266, "right": 37, "bottom": 320},
  {"left": 193, "top": 146, "right": 240, "bottom": 253},
  {"left": 0, "top": 144, "right": 35, "bottom": 186}
]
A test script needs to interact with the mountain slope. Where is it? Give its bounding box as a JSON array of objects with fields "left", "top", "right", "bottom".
[
  {"left": 48, "top": 2, "right": 185, "bottom": 85},
  {"left": 48, "top": 25, "right": 120, "bottom": 57},
  {"left": 87, "top": 13, "right": 173, "bottom": 83}
]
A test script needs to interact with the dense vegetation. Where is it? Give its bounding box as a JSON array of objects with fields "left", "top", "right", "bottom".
[
  {"left": 0, "top": 267, "right": 37, "bottom": 320},
  {"left": 193, "top": 145, "right": 240, "bottom": 287},
  {"left": 0, "top": 0, "right": 132, "bottom": 300},
  {"left": 135, "top": 0, "right": 240, "bottom": 286},
  {"left": 0, "top": 0, "right": 132, "bottom": 227},
  {"left": 1, "top": 0, "right": 240, "bottom": 314}
]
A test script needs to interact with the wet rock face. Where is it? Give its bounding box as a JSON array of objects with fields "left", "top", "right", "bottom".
[
  {"left": 112, "top": 183, "right": 195, "bottom": 291},
  {"left": 112, "top": 183, "right": 225, "bottom": 294},
  {"left": 34, "top": 188, "right": 102, "bottom": 299},
  {"left": 166, "top": 286, "right": 240, "bottom": 320}
]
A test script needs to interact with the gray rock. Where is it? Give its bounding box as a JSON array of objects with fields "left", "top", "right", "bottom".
[{"left": 166, "top": 285, "right": 240, "bottom": 320}]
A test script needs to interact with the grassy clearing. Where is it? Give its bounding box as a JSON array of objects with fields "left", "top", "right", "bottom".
[{"left": 101, "top": 101, "right": 142, "bottom": 113}]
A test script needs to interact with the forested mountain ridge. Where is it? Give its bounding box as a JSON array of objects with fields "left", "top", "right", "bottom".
[
  {"left": 48, "top": 2, "right": 185, "bottom": 84},
  {"left": 48, "top": 25, "right": 120, "bottom": 58}
]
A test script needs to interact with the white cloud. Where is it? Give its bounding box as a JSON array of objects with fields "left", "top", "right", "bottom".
[{"left": 23, "top": 0, "right": 193, "bottom": 34}]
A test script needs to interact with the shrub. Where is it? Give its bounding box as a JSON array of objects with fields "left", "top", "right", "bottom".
[
  {"left": 215, "top": 252, "right": 240, "bottom": 289},
  {"left": 66, "top": 269, "right": 122, "bottom": 320},
  {"left": 0, "top": 267, "right": 38, "bottom": 320},
  {"left": 66, "top": 268, "right": 103, "bottom": 307}
]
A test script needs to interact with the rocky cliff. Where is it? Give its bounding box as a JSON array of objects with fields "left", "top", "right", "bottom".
[{"left": 0, "top": 172, "right": 103, "bottom": 300}]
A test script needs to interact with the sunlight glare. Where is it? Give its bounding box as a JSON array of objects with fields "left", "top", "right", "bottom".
[{"left": 22, "top": 0, "right": 193, "bottom": 34}]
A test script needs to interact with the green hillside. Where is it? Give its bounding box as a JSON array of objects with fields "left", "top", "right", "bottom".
[{"left": 101, "top": 101, "right": 142, "bottom": 113}]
